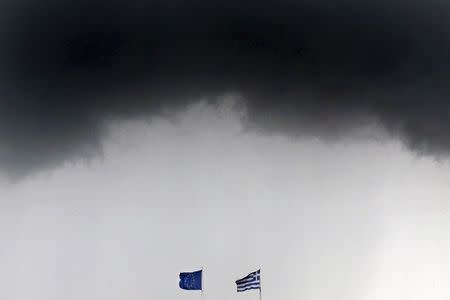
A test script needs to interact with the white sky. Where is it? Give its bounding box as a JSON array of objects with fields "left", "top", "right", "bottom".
[{"left": 1, "top": 101, "right": 449, "bottom": 300}]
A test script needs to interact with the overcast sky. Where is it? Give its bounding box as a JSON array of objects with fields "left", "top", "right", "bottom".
[
  {"left": 1, "top": 102, "right": 449, "bottom": 300},
  {"left": 3, "top": 0, "right": 450, "bottom": 177},
  {"left": 2, "top": 0, "right": 450, "bottom": 299}
]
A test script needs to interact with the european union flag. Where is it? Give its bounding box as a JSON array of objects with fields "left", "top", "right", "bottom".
[{"left": 179, "top": 270, "right": 202, "bottom": 290}]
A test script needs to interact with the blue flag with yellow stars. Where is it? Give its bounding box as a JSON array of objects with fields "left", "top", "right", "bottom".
[{"left": 179, "top": 270, "right": 202, "bottom": 290}]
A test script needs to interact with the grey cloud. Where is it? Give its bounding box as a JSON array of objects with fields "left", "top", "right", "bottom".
[{"left": 1, "top": 0, "right": 450, "bottom": 176}]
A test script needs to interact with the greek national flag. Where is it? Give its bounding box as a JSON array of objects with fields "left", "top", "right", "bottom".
[{"left": 235, "top": 269, "right": 261, "bottom": 292}]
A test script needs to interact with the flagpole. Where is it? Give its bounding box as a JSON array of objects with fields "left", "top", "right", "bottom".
[
  {"left": 259, "top": 267, "right": 262, "bottom": 300},
  {"left": 201, "top": 266, "right": 204, "bottom": 300}
]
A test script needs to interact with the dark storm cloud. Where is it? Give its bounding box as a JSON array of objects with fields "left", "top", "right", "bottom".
[{"left": 0, "top": 0, "right": 450, "bottom": 176}]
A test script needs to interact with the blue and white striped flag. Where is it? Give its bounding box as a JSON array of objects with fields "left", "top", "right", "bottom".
[{"left": 235, "top": 269, "right": 261, "bottom": 292}]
